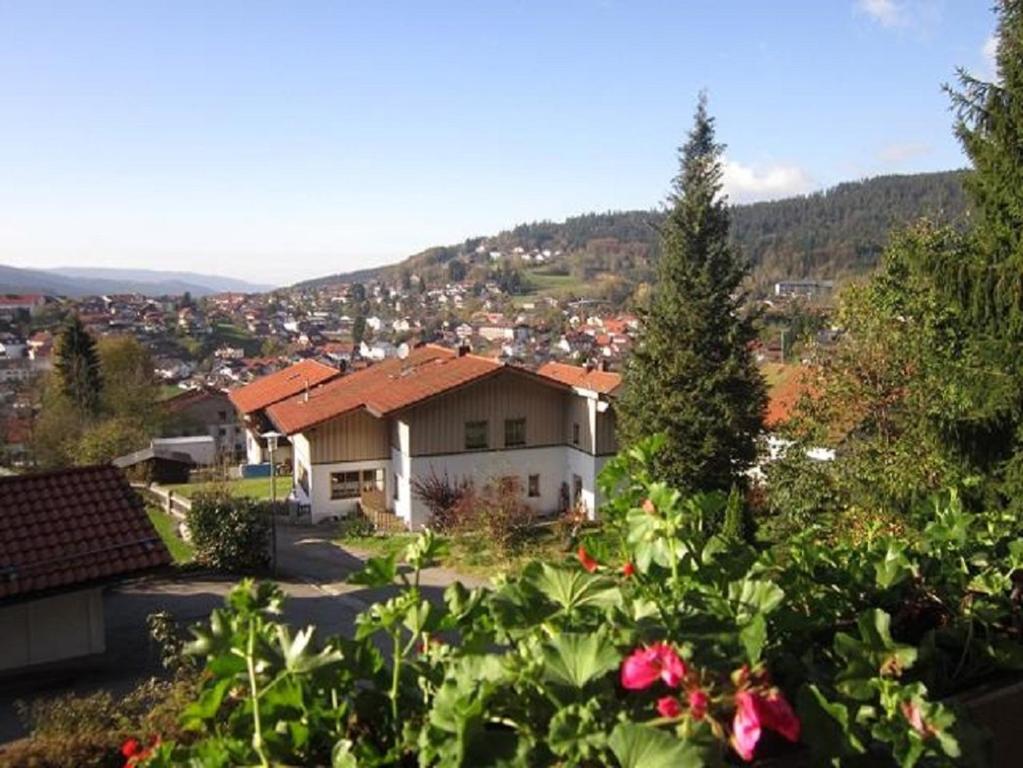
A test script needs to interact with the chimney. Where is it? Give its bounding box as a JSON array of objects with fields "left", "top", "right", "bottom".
[
  {"left": 599, "top": 359, "right": 610, "bottom": 372},
  {"left": 584, "top": 360, "right": 595, "bottom": 373},
  {"left": 303, "top": 379, "right": 310, "bottom": 402},
  {"left": 458, "top": 343, "right": 470, "bottom": 357}
]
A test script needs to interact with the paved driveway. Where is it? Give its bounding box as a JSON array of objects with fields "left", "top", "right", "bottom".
[{"left": 0, "top": 525, "right": 483, "bottom": 743}]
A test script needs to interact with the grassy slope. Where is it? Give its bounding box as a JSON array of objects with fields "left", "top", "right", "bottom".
[{"left": 146, "top": 506, "right": 194, "bottom": 563}]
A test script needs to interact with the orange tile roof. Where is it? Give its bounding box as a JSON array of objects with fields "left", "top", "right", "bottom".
[
  {"left": 765, "top": 366, "right": 811, "bottom": 429},
  {"left": 537, "top": 361, "right": 622, "bottom": 395},
  {"left": 228, "top": 359, "right": 340, "bottom": 414},
  {"left": 0, "top": 465, "right": 171, "bottom": 600},
  {"left": 267, "top": 345, "right": 508, "bottom": 434}
]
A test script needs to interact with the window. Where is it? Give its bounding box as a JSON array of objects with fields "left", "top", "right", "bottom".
[
  {"left": 528, "top": 474, "right": 540, "bottom": 498},
  {"left": 572, "top": 422, "right": 580, "bottom": 445},
  {"left": 298, "top": 464, "right": 309, "bottom": 494},
  {"left": 464, "top": 420, "right": 488, "bottom": 450},
  {"left": 573, "top": 474, "right": 583, "bottom": 504},
  {"left": 218, "top": 410, "right": 227, "bottom": 422},
  {"left": 504, "top": 418, "right": 526, "bottom": 448},
  {"left": 361, "top": 468, "right": 385, "bottom": 493},
  {"left": 330, "top": 471, "right": 360, "bottom": 499}
]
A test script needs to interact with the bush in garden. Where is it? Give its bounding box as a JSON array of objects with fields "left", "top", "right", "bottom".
[
  {"left": 7, "top": 676, "right": 195, "bottom": 768},
  {"left": 185, "top": 491, "right": 271, "bottom": 572},
  {"left": 448, "top": 475, "right": 536, "bottom": 554},
  {"left": 411, "top": 469, "right": 473, "bottom": 531},
  {"left": 132, "top": 434, "right": 1023, "bottom": 767}
]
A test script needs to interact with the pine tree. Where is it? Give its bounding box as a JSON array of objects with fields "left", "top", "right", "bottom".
[
  {"left": 937, "top": 1, "right": 1023, "bottom": 501},
  {"left": 617, "top": 94, "right": 766, "bottom": 493},
  {"left": 945, "top": 0, "right": 1023, "bottom": 334},
  {"left": 54, "top": 315, "right": 103, "bottom": 418}
]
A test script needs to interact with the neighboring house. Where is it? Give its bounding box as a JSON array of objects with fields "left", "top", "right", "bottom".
[
  {"left": 260, "top": 345, "right": 621, "bottom": 528},
  {"left": 164, "top": 387, "right": 245, "bottom": 460},
  {"left": 0, "top": 466, "right": 171, "bottom": 674},
  {"left": 228, "top": 358, "right": 341, "bottom": 466}
]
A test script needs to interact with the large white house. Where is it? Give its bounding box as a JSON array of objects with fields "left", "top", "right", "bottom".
[{"left": 230, "top": 346, "right": 621, "bottom": 528}]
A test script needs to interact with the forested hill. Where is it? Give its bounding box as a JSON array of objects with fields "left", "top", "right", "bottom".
[{"left": 297, "top": 170, "right": 968, "bottom": 296}]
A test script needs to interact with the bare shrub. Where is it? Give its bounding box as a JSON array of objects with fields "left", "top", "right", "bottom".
[
  {"left": 449, "top": 476, "right": 535, "bottom": 555},
  {"left": 411, "top": 469, "right": 472, "bottom": 531}
]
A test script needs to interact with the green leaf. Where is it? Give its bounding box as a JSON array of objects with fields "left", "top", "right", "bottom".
[
  {"left": 608, "top": 722, "right": 707, "bottom": 768},
  {"left": 728, "top": 578, "right": 784, "bottom": 622},
  {"left": 526, "top": 563, "right": 621, "bottom": 613},
  {"left": 874, "top": 542, "right": 914, "bottom": 589},
  {"left": 348, "top": 553, "right": 398, "bottom": 587},
  {"left": 796, "top": 684, "right": 865, "bottom": 758},
  {"left": 739, "top": 612, "right": 767, "bottom": 664},
  {"left": 541, "top": 632, "right": 620, "bottom": 689},
  {"left": 331, "top": 739, "right": 358, "bottom": 768}
]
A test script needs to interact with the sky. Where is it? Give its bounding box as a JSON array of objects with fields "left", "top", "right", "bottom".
[{"left": 0, "top": 0, "right": 1000, "bottom": 285}]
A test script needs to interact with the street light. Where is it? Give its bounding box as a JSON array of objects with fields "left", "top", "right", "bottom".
[{"left": 262, "top": 430, "right": 282, "bottom": 576}]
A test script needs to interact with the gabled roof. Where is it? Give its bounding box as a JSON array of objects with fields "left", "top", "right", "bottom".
[
  {"left": 765, "top": 366, "right": 811, "bottom": 429},
  {"left": 228, "top": 359, "right": 340, "bottom": 415},
  {"left": 537, "top": 361, "right": 622, "bottom": 395},
  {"left": 267, "top": 345, "right": 511, "bottom": 434},
  {"left": 0, "top": 465, "right": 171, "bottom": 601}
]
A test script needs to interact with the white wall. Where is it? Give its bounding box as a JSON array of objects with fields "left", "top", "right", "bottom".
[
  {"left": 0, "top": 588, "right": 105, "bottom": 672},
  {"left": 305, "top": 457, "right": 393, "bottom": 524},
  {"left": 408, "top": 445, "right": 568, "bottom": 529}
]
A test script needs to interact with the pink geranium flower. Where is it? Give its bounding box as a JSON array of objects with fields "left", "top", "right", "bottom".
[
  {"left": 731, "top": 690, "right": 800, "bottom": 761},
  {"left": 688, "top": 688, "right": 709, "bottom": 720},
  {"left": 620, "top": 642, "right": 686, "bottom": 690},
  {"left": 656, "top": 696, "right": 681, "bottom": 718}
]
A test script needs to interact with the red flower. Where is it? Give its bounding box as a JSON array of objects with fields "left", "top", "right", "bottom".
[
  {"left": 577, "top": 545, "right": 599, "bottom": 573},
  {"left": 730, "top": 690, "right": 800, "bottom": 762},
  {"left": 622, "top": 561, "right": 636, "bottom": 577},
  {"left": 642, "top": 498, "right": 656, "bottom": 514},
  {"left": 620, "top": 642, "right": 686, "bottom": 690},
  {"left": 688, "top": 688, "right": 709, "bottom": 720},
  {"left": 121, "top": 739, "right": 141, "bottom": 759},
  {"left": 656, "top": 696, "right": 682, "bottom": 718}
]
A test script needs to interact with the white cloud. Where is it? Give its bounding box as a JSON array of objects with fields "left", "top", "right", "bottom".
[
  {"left": 877, "top": 141, "right": 932, "bottom": 164},
  {"left": 858, "top": 0, "right": 905, "bottom": 27},
  {"left": 983, "top": 33, "right": 998, "bottom": 71},
  {"left": 721, "top": 158, "right": 815, "bottom": 204}
]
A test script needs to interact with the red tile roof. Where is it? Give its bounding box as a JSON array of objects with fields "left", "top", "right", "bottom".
[
  {"left": 537, "top": 361, "right": 622, "bottom": 395},
  {"left": 267, "top": 345, "right": 508, "bottom": 434},
  {"left": 228, "top": 359, "right": 340, "bottom": 415},
  {"left": 0, "top": 465, "right": 171, "bottom": 600},
  {"left": 765, "top": 366, "right": 811, "bottom": 428}
]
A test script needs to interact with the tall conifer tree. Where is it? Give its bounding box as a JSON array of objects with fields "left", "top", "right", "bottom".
[
  {"left": 54, "top": 315, "right": 103, "bottom": 418},
  {"left": 937, "top": 1, "right": 1023, "bottom": 499},
  {"left": 617, "top": 95, "right": 766, "bottom": 493}
]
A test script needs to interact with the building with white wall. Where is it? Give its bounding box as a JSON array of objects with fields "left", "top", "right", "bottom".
[{"left": 248, "top": 346, "right": 620, "bottom": 527}]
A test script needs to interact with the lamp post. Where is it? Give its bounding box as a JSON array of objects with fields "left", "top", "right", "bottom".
[{"left": 262, "top": 430, "right": 282, "bottom": 576}]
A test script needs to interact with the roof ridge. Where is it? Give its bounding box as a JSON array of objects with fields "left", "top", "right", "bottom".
[{"left": 0, "top": 463, "right": 119, "bottom": 487}]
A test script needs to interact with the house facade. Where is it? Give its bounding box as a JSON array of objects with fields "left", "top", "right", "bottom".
[
  {"left": 241, "top": 346, "right": 621, "bottom": 527},
  {"left": 163, "top": 386, "right": 246, "bottom": 461}
]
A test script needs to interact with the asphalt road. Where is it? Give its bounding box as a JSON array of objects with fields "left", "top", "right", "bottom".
[{"left": 0, "top": 524, "right": 481, "bottom": 743}]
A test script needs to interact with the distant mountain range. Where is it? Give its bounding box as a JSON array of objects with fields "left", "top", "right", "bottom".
[
  {"left": 295, "top": 170, "right": 970, "bottom": 297},
  {"left": 0, "top": 265, "right": 274, "bottom": 298}
]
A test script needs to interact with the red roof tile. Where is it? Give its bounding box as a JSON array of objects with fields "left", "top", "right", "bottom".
[
  {"left": 228, "top": 359, "right": 340, "bottom": 414},
  {"left": 765, "top": 366, "right": 811, "bottom": 428},
  {"left": 537, "top": 361, "right": 622, "bottom": 395},
  {"left": 0, "top": 465, "right": 171, "bottom": 600},
  {"left": 267, "top": 345, "right": 509, "bottom": 434}
]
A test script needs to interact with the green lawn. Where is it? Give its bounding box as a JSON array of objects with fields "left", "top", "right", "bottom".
[
  {"left": 337, "top": 524, "right": 619, "bottom": 579},
  {"left": 165, "top": 475, "right": 290, "bottom": 500},
  {"left": 147, "top": 506, "right": 194, "bottom": 563}
]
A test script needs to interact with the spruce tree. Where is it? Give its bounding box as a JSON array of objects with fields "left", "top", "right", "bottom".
[
  {"left": 938, "top": 1, "right": 1023, "bottom": 500},
  {"left": 617, "top": 95, "right": 766, "bottom": 493},
  {"left": 54, "top": 315, "right": 103, "bottom": 418}
]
